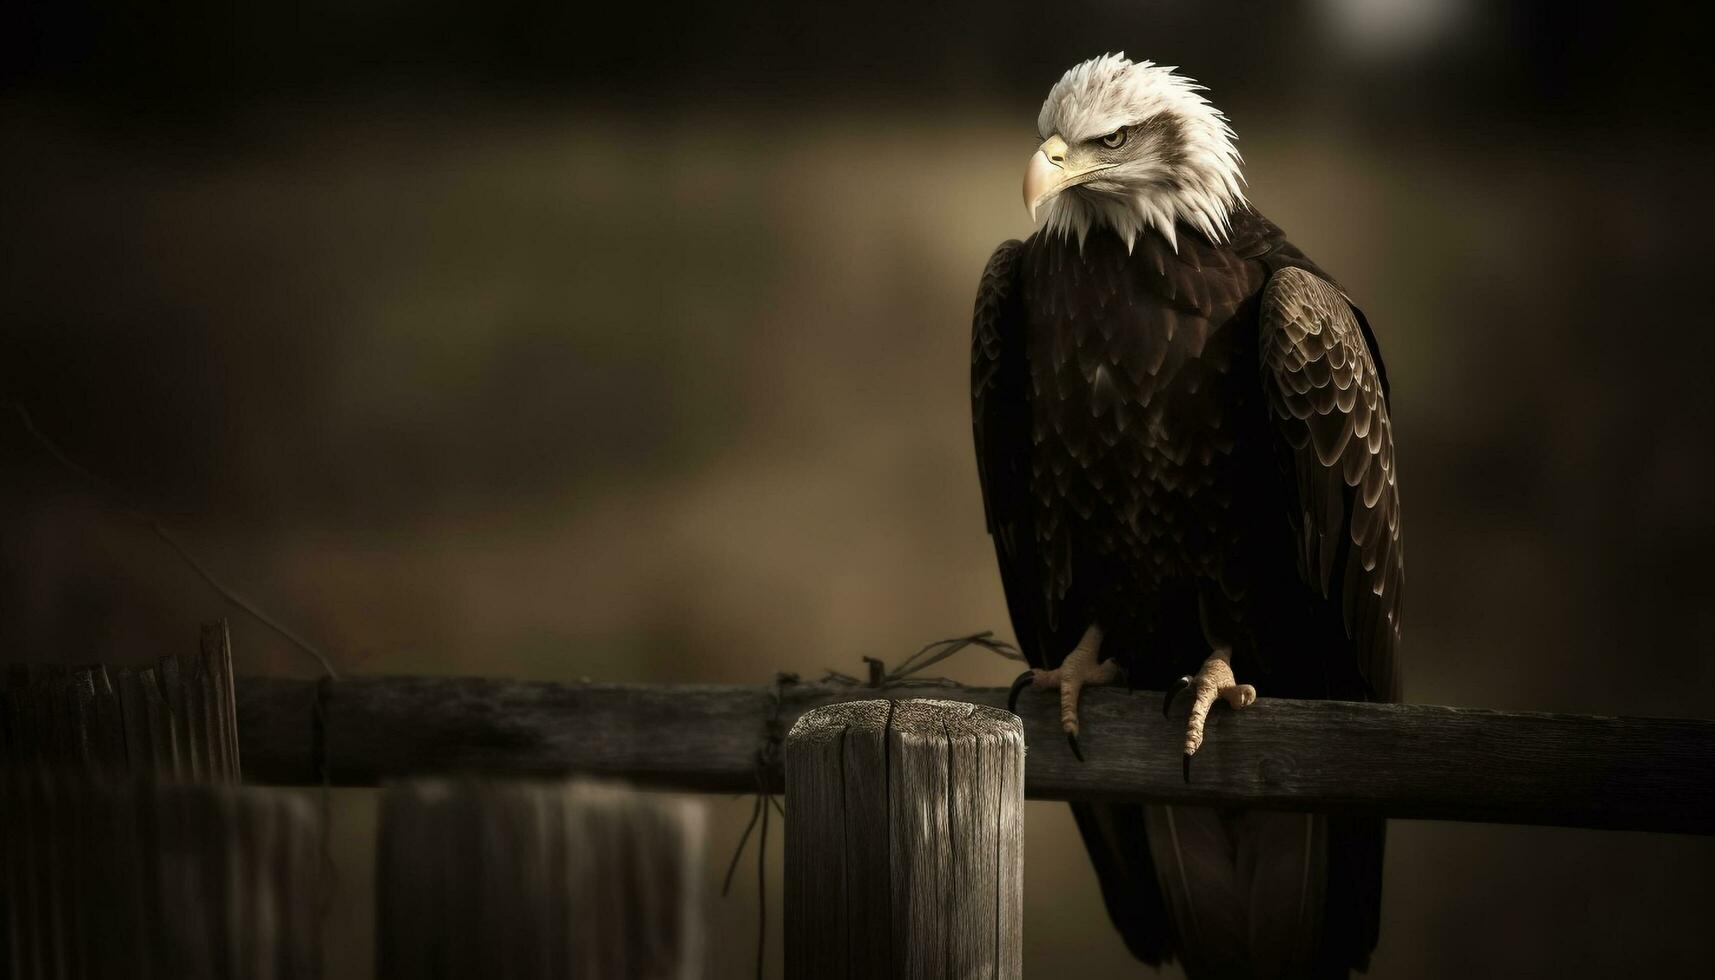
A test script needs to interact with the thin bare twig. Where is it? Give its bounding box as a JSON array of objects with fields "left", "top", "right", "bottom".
[
  {"left": 13, "top": 402, "right": 339, "bottom": 679},
  {"left": 883, "top": 629, "right": 1023, "bottom": 683}
]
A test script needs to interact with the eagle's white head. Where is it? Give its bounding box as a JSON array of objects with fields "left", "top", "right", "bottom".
[{"left": 1025, "top": 53, "right": 1246, "bottom": 252}]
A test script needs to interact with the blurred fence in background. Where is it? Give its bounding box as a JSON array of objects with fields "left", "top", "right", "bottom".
[{"left": 2, "top": 624, "right": 708, "bottom": 980}]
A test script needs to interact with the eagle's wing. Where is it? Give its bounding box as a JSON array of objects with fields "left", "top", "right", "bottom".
[
  {"left": 1257, "top": 266, "right": 1399, "bottom": 975},
  {"left": 971, "top": 238, "right": 1070, "bottom": 667},
  {"left": 970, "top": 241, "right": 1025, "bottom": 543},
  {"left": 1258, "top": 266, "right": 1403, "bottom": 702},
  {"left": 971, "top": 240, "right": 1177, "bottom": 965}
]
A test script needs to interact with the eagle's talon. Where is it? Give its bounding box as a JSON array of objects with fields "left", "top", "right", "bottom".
[
  {"left": 1010, "top": 624, "right": 1117, "bottom": 753},
  {"left": 1006, "top": 670, "right": 1035, "bottom": 715},
  {"left": 1179, "top": 648, "right": 1254, "bottom": 767},
  {"left": 1163, "top": 675, "right": 1192, "bottom": 717}
]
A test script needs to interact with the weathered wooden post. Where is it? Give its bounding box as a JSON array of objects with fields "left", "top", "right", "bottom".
[
  {"left": 0, "top": 770, "right": 324, "bottom": 979},
  {"left": 376, "top": 778, "right": 705, "bottom": 980},
  {"left": 784, "top": 698, "right": 1025, "bottom": 979},
  {"left": 0, "top": 621, "right": 326, "bottom": 977},
  {"left": 0, "top": 619, "right": 242, "bottom": 781}
]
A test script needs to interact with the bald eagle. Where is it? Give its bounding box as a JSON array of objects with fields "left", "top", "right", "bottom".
[{"left": 973, "top": 55, "right": 1401, "bottom": 976}]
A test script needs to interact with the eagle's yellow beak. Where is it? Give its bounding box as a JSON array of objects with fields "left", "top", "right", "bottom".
[
  {"left": 1023, "top": 135, "right": 1116, "bottom": 221},
  {"left": 1023, "top": 143, "right": 1062, "bottom": 221}
]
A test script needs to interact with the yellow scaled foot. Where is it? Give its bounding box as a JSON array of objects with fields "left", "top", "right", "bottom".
[
  {"left": 1006, "top": 624, "right": 1120, "bottom": 760},
  {"left": 1166, "top": 648, "right": 1256, "bottom": 781}
]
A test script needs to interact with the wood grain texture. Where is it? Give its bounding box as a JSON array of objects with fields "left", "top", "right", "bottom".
[
  {"left": 0, "top": 620, "right": 242, "bottom": 782},
  {"left": 0, "top": 770, "right": 322, "bottom": 979},
  {"left": 236, "top": 676, "right": 1715, "bottom": 834},
  {"left": 784, "top": 699, "right": 1024, "bottom": 980},
  {"left": 376, "top": 779, "right": 704, "bottom": 980}
]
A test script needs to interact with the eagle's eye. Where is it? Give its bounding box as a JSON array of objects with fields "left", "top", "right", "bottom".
[{"left": 1099, "top": 127, "right": 1128, "bottom": 149}]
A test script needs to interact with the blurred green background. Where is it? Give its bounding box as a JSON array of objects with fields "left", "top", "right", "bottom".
[{"left": 4, "top": 0, "right": 1714, "bottom": 976}]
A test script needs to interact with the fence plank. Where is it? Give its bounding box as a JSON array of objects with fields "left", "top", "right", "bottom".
[
  {"left": 785, "top": 699, "right": 1026, "bottom": 979},
  {"left": 0, "top": 621, "right": 242, "bottom": 782},
  {"left": 237, "top": 676, "right": 1715, "bottom": 835},
  {"left": 376, "top": 779, "right": 704, "bottom": 980},
  {"left": 201, "top": 622, "right": 240, "bottom": 786},
  {"left": 0, "top": 770, "right": 323, "bottom": 980}
]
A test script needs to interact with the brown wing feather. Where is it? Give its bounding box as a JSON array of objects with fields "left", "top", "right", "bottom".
[
  {"left": 1259, "top": 266, "right": 1403, "bottom": 701},
  {"left": 972, "top": 239, "right": 1061, "bottom": 660}
]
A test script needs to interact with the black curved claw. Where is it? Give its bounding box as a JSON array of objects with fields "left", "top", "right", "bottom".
[
  {"left": 1067, "top": 731, "right": 1085, "bottom": 762},
  {"left": 1182, "top": 752, "right": 1193, "bottom": 783},
  {"left": 1006, "top": 670, "right": 1035, "bottom": 715},
  {"left": 1163, "top": 675, "right": 1192, "bottom": 717}
]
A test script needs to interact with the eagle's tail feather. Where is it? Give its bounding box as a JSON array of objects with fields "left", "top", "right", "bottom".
[
  {"left": 1143, "top": 804, "right": 1328, "bottom": 978},
  {"left": 1316, "top": 815, "right": 1387, "bottom": 975},
  {"left": 1068, "top": 801, "right": 1176, "bottom": 964},
  {"left": 1090, "top": 804, "right": 1383, "bottom": 979}
]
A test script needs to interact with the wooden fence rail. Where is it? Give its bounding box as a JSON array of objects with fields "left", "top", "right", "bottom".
[{"left": 236, "top": 675, "right": 1715, "bottom": 836}]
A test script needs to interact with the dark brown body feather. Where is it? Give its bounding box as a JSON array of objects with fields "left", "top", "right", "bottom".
[{"left": 971, "top": 206, "right": 1401, "bottom": 975}]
